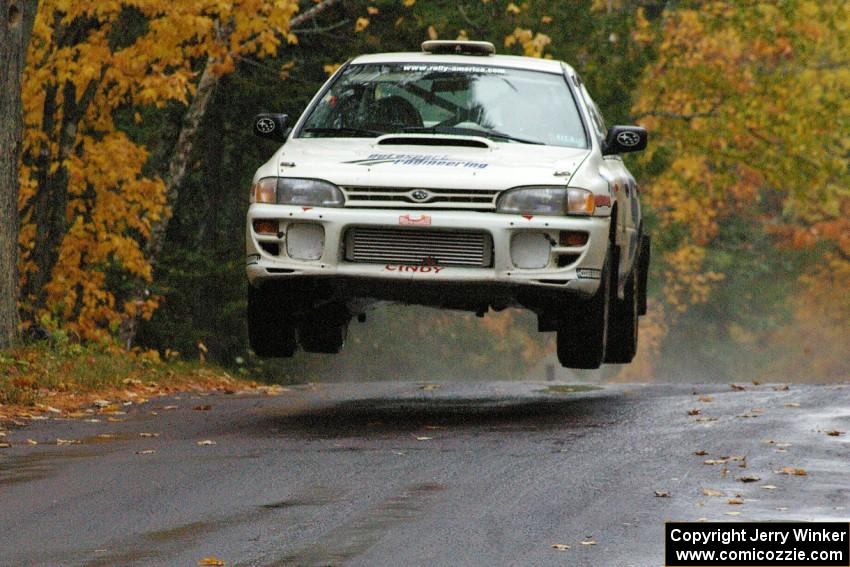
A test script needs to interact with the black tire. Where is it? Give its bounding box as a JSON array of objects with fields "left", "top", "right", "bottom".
[
  {"left": 247, "top": 286, "right": 296, "bottom": 358},
  {"left": 605, "top": 263, "right": 638, "bottom": 364},
  {"left": 299, "top": 321, "right": 347, "bottom": 354},
  {"left": 556, "top": 252, "right": 611, "bottom": 369}
]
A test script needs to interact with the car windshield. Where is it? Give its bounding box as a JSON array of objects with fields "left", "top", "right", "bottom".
[{"left": 298, "top": 63, "right": 588, "bottom": 148}]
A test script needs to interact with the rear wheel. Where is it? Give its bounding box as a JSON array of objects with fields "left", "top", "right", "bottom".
[
  {"left": 556, "top": 252, "right": 611, "bottom": 369},
  {"left": 247, "top": 286, "right": 296, "bottom": 358}
]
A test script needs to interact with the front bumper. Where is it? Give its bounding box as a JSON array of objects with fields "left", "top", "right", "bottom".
[{"left": 246, "top": 205, "right": 610, "bottom": 298}]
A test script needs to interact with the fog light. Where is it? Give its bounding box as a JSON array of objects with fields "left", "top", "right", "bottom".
[
  {"left": 286, "top": 223, "right": 324, "bottom": 260},
  {"left": 511, "top": 232, "right": 551, "bottom": 269},
  {"left": 253, "top": 219, "right": 278, "bottom": 235},
  {"left": 559, "top": 230, "right": 588, "bottom": 247}
]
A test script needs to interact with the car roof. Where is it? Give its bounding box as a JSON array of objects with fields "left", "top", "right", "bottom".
[{"left": 350, "top": 51, "right": 573, "bottom": 75}]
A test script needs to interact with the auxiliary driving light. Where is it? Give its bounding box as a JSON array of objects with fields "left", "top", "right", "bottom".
[
  {"left": 253, "top": 219, "right": 278, "bottom": 235},
  {"left": 559, "top": 231, "right": 588, "bottom": 247}
]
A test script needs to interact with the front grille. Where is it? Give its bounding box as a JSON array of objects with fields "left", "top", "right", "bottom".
[
  {"left": 345, "top": 227, "right": 493, "bottom": 268},
  {"left": 341, "top": 186, "right": 499, "bottom": 211}
]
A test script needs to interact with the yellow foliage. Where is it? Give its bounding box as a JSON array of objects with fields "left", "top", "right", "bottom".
[
  {"left": 20, "top": 0, "right": 300, "bottom": 340},
  {"left": 504, "top": 28, "right": 551, "bottom": 58},
  {"left": 323, "top": 63, "right": 342, "bottom": 76},
  {"left": 633, "top": 0, "right": 850, "bottom": 333},
  {"left": 355, "top": 17, "right": 370, "bottom": 33}
]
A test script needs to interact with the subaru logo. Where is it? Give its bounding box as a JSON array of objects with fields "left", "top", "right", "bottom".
[
  {"left": 410, "top": 190, "right": 431, "bottom": 202},
  {"left": 616, "top": 131, "right": 641, "bottom": 147},
  {"left": 256, "top": 118, "right": 276, "bottom": 134}
]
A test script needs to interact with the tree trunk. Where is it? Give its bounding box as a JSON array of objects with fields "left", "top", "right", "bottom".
[
  {"left": 119, "top": 0, "right": 343, "bottom": 347},
  {"left": 0, "top": 0, "right": 37, "bottom": 348}
]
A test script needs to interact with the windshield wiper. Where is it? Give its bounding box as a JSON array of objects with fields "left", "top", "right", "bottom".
[
  {"left": 303, "top": 127, "right": 383, "bottom": 137},
  {"left": 403, "top": 126, "right": 544, "bottom": 145}
]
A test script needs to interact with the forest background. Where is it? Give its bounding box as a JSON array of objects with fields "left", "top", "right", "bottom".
[{"left": 3, "top": 0, "right": 848, "bottom": 386}]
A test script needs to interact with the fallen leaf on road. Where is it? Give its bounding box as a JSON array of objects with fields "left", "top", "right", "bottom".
[
  {"left": 688, "top": 409, "right": 701, "bottom": 416},
  {"left": 825, "top": 430, "right": 845, "bottom": 437},
  {"left": 695, "top": 416, "right": 718, "bottom": 422},
  {"left": 704, "top": 459, "right": 727, "bottom": 465},
  {"left": 419, "top": 384, "right": 441, "bottom": 391},
  {"left": 773, "top": 384, "right": 789, "bottom": 391},
  {"left": 730, "top": 384, "right": 746, "bottom": 391},
  {"left": 694, "top": 450, "right": 708, "bottom": 456},
  {"left": 654, "top": 490, "right": 670, "bottom": 497},
  {"left": 784, "top": 402, "right": 800, "bottom": 408},
  {"left": 56, "top": 438, "right": 80, "bottom": 445},
  {"left": 724, "top": 455, "right": 746, "bottom": 462},
  {"left": 197, "top": 440, "right": 216, "bottom": 446},
  {"left": 702, "top": 488, "right": 725, "bottom": 497},
  {"left": 93, "top": 399, "right": 111, "bottom": 408},
  {"left": 580, "top": 540, "right": 597, "bottom": 546},
  {"left": 136, "top": 449, "right": 156, "bottom": 455},
  {"left": 761, "top": 485, "right": 778, "bottom": 490},
  {"left": 25, "top": 439, "right": 38, "bottom": 445},
  {"left": 551, "top": 544, "right": 571, "bottom": 551},
  {"left": 777, "top": 467, "right": 807, "bottom": 476},
  {"left": 193, "top": 405, "right": 212, "bottom": 411},
  {"left": 752, "top": 380, "right": 761, "bottom": 386},
  {"left": 198, "top": 558, "right": 225, "bottom": 566},
  {"left": 738, "top": 474, "right": 761, "bottom": 483},
  {"left": 727, "top": 497, "right": 744, "bottom": 505},
  {"left": 698, "top": 395, "right": 714, "bottom": 403},
  {"left": 139, "top": 432, "right": 159, "bottom": 438}
]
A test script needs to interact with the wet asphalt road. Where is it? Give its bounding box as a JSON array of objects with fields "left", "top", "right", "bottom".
[{"left": 1, "top": 381, "right": 848, "bottom": 567}]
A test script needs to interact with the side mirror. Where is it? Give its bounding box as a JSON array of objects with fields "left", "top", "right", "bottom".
[
  {"left": 253, "top": 113, "right": 289, "bottom": 143},
  {"left": 602, "top": 125, "right": 647, "bottom": 156}
]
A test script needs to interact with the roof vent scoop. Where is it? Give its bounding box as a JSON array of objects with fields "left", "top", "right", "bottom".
[{"left": 421, "top": 40, "right": 496, "bottom": 56}]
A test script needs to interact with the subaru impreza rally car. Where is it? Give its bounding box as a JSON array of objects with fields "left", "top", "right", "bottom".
[{"left": 246, "top": 40, "right": 650, "bottom": 369}]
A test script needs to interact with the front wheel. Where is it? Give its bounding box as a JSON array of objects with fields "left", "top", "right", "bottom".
[
  {"left": 556, "top": 254, "right": 611, "bottom": 369},
  {"left": 247, "top": 286, "right": 297, "bottom": 358}
]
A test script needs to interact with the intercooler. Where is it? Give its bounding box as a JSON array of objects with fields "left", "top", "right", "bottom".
[{"left": 344, "top": 227, "right": 493, "bottom": 268}]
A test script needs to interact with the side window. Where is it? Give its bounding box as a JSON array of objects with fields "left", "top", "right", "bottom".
[{"left": 574, "top": 75, "right": 607, "bottom": 143}]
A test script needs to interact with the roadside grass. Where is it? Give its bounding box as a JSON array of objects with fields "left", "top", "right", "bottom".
[{"left": 0, "top": 341, "right": 273, "bottom": 421}]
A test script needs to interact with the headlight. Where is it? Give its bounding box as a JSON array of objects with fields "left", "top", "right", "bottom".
[
  {"left": 250, "top": 177, "right": 344, "bottom": 207},
  {"left": 496, "top": 186, "right": 595, "bottom": 216}
]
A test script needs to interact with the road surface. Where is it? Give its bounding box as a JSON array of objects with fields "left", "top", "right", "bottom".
[{"left": 1, "top": 381, "right": 848, "bottom": 566}]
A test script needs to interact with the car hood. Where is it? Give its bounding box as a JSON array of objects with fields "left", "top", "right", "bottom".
[{"left": 269, "top": 137, "right": 591, "bottom": 190}]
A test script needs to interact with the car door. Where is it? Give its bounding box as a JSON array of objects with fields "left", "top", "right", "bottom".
[{"left": 574, "top": 77, "right": 639, "bottom": 293}]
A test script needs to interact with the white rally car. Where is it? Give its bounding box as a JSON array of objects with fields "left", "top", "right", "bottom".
[{"left": 246, "top": 40, "right": 650, "bottom": 369}]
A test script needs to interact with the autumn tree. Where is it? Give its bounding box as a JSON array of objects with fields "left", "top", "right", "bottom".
[
  {"left": 630, "top": 0, "right": 850, "bottom": 378},
  {"left": 0, "top": 0, "right": 37, "bottom": 348},
  {"left": 19, "top": 0, "right": 302, "bottom": 342}
]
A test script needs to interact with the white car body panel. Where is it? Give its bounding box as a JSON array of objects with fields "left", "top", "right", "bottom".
[{"left": 246, "top": 50, "right": 642, "bottom": 308}]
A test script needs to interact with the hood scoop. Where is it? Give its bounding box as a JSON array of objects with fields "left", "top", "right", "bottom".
[{"left": 376, "top": 134, "right": 492, "bottom": 149}]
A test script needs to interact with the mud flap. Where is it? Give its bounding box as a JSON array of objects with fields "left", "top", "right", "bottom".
[{"left": 638, "top": 235, "right": 651, "bottom": 316}]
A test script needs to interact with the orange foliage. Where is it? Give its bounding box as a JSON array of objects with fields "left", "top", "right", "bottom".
[
  {"left": 19, "top": 0, "right": 300, "bottom": 340},
  {"left": 628, "top": 0, "right": 850, "bottom": 376}
]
